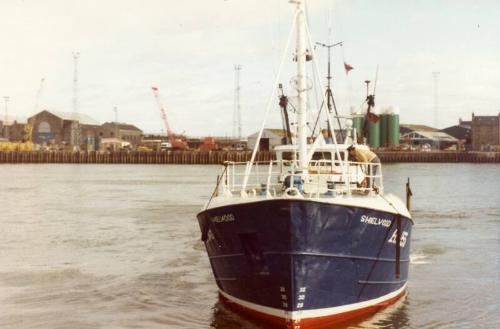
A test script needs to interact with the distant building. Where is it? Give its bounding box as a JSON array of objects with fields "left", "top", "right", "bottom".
[
  {"left": 441, "top": 118, "right": 472, "bottom": 150},
  {"left": 1, "top": 118, "right": 27, "bottom": 142},
  {"left": 400, "top": 124, "right": 458, "bottom": 150},
  {"left": 471, "top": 113, "right": 500, "bottom": 151},
  {"left": 399, "top": 124, "right": 438, "bottom": 135},
  {"left": 247, "top": 129, "right": 288, "bottom": 151},
  {"left": 186, "top": 137, "right": 203, "bottom": 150},
  {"left": 98, "top": 122, "right": 143, "bottom": 146},
  {"left": 28, "top": 110, "right": 100, "bottom": 148},
  {"left": 458, "top": 118, "right": 472, "bottom": 127},
  {"left": 5, "top": 121, "right": 28, "bottom": 142},
  {"left": 214, "top": 137, "right": 246, "bottom": 150},
  {"left": 99, "top": 138, "right": 130, "bottom": 152}
]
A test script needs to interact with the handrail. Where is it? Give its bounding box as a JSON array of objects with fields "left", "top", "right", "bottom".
[{"left": 220, "top": 159, "right": 384, "bottom": 198}]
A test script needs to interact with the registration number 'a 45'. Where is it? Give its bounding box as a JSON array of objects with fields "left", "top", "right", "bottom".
[{"left": 388, "top": 230, "right": 409, "bottom": 247}]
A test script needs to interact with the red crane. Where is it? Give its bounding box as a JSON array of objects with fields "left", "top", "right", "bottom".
[{"left": 151, "top": 86, "right": 188, "bottom": 150}]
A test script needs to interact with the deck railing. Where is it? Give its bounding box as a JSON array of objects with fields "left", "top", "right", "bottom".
[{"left": 219, "top": 159, "right": 383, "bottom": 199}]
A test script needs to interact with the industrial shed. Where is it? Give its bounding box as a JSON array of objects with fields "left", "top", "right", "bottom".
[
  {"left": 247, "top": 129, "right": 288, "bottom": 151},
  {"left": 400, "top": 124, "right": 458, "bottom": 150}
]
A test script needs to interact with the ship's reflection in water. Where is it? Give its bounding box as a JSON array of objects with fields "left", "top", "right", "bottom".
[
  {"left": 210, "top": 293, "right": 410, "bottom": 329},
  {"left": 211, "top": 299, "right": 264, "bottom": 329},
  {"left": 353, "top": 294, "right": 410, "bottom": 329}
]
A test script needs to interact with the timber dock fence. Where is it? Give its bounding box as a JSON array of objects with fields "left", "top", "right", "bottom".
[
  {"left": 0, "top": 150, "right": 498, "bottom": 164},
  {"left": 376, "top": 151, "right": 500, "bottom": 163},
  {"left": 0, "top": 151, "right": 274, "bottom": 164}
]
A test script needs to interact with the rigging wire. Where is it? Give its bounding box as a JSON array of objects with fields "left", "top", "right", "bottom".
[
  {"left": 303, "top": 16, "right": 347, "bottom": 178},
  {"left": 310, "top": 98, "right": 325, "bottom": 139},
  {"left": 241, "top": 10, "right": 299, "bottom": 191},
  {"left": 309, "top": 67, "right": 323, "bottom": 135}
]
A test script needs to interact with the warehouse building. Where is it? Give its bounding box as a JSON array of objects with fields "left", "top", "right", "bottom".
[
  {"left": 441, "top": 118, "right": 472, "bottom": 150},
  {"left": 400, "top": 124, "right": 458, "bottom": 150},
  {"left": 98, "top": 122, "right": 143, "bottom": 146},
  {"left": 247, "top": 129, "right": 288, "bottom": 151},
  {"left": 28, "top": 110, "right": 100, "bottom": 148},
  {"left": 471, "top": 113, "right": 500, "bottom": 151}
]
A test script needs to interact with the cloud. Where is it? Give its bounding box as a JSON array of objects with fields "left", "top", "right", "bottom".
[{"left": 0, "top": 0, "right": 498, "bottom": 136}]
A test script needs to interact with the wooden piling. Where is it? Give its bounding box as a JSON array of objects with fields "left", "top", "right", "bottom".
[{"left": 0, "top": 150, "right": 498, "bottom": 164}]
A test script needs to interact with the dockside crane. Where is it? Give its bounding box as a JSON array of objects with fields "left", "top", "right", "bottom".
[{"left": 151, "top": 86, "right": 188, "bottom": 150}]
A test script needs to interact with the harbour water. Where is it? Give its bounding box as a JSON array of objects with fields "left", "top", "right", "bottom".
[{"left": 0, "top": 164, "right": 498, "bottom": 328}]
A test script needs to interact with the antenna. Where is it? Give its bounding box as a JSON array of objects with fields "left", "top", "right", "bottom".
[
  {"left": 433, "top": 71, "right": 440, "bottom": 150},
  {"left": 432, "top": 71, "right": 439, "bottom": 129},
  {"left": 34, "top": 78, "right": 45, "bottom": 113},
  {"left": 113, "top": 106, "right": 118, "bottom": 123},
  {"left": 373, "top": 65, "right": 379, "bottom": 95},
  {"left": 71, "top": 52, "right": 80, "bottom": 148},
  {"left": 364, "top": 80, "right": 370, "bottom": 97},
  {"left": 233, "top": 64, "right": 242, "bottom": 140},
  {"left": 72, "top": 52, "right": 80, "bottom": 116},
  {"left": 315, "top": 41, "right": 343, "bottom": 140}
]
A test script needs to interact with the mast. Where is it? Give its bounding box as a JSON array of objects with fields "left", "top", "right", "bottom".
[
  {"left": 316, "top": 41, "right": 344, "bottom": 140},
  {"left": 295, "top": 0, "right": 308, "bottom": 171}
]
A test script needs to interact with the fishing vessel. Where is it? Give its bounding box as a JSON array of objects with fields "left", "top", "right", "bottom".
[{"left": 197, "top": 1, "right": 413, "bottom": 328}]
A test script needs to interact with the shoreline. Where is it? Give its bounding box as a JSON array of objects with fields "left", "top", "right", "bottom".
[{"left": 0, "top": 150, "right": 498, "bottom": 164}]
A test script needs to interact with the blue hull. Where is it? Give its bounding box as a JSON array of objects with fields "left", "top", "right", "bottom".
[{"left": 197, "top": 199, "right": 412, "bottom": 319}]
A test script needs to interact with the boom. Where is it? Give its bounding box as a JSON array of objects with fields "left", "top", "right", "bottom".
[{"left": 151, "top": 86, "right": 188, "bottom": 150}]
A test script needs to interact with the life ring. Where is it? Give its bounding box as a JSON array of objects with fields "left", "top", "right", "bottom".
[{"left": 284, "top": 187, "right": 302, "bottom": 197}]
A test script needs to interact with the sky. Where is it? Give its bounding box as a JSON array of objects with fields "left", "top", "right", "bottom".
[{"left": 0, "top": 0, "right": 498, "bottom": 136}]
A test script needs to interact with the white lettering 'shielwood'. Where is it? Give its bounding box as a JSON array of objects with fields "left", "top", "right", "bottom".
[
  {"left": 211, "top": 213, "right": 235, "bottom": 223},
  {"left": 360, "top": 215, "right": 391, "bottom": 227}
]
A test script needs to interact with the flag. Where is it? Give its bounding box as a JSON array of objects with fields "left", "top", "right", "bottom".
[{"left": 344, "top": 62, "right": 354, "bottom": 74}]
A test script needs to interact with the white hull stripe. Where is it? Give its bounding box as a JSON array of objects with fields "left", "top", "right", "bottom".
[
  {"left": 204, "top": 194, "right": 411, "bottom": 219},
  {"left": 219, "top": 283, "right": 406, "bottom": 320}
]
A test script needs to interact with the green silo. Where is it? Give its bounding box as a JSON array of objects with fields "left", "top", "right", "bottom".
[
  {"left": 388, "top": 107, "right": 400, "bottom": 146},
  {"left": 379, "top": 108, "right": 389, "bottom": 147},
  {"left": 352, "top": 114, "right": 365, "bottom": 143},
  {"left": 368, "top": 119, "right": 380, "bottom": 148}
]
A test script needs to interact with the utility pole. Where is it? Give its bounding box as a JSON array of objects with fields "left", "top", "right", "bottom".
[
  {"left": 113, "top": 106, "right": 119, "bottom": 139},
  {"left": 72, "top": 52, "right": 79, "bottom": 115},
  {"left": 433, "top": 71, "right": 440, "bottom": 150},
  {"left": 3, "top": 96, "right": 9, "bottom": 139},
  {"left": 72, "top": 52, "right": 80, "bottom": 148},
  {"left": 233, "top": 64, "right": 242, "bottom": 140},
  {"left": 432, "top": 71, "right": 439, "bottom": 129}
]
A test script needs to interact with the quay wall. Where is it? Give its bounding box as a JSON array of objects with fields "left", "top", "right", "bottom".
[
  {"left": 0, "top": 151, "right": 273, "bottom": 164},
  {"left": 0, "top": 150, "right": 498, "bottom": 164},
  {"left": 376, "top": 151, "right": 500, "bottom": 163}
]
